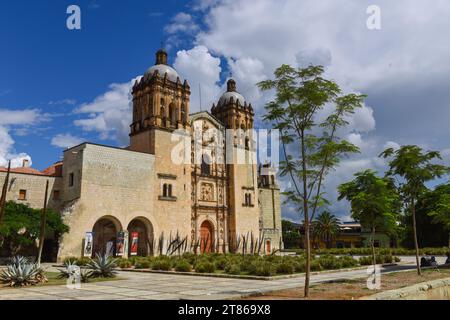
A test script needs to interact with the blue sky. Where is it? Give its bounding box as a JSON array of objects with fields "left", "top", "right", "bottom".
[
  {"left": 1, "top": 0, "right": 450, "bottom": 221},
  {"left": 0, "top": 0, "right": 190, "bottom": 168}
]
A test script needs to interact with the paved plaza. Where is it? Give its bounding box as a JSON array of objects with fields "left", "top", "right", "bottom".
[{"left": 1, "top": 257, "right": 442, "bottom": 300}]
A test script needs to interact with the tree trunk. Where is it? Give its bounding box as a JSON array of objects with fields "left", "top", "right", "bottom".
[
  {"left": 448, "top": 233, "right": 450, "bottom": 249},
  {"left": 411, "top": 197, "right": 421, "bottom": 276},
  {"left": 301, "top": 131, "right": 310, "bottom": 298},
  {"left": 37, "top": 180, "right": 49, "bottom": 267},
  {"left": 371, "top": 226, "right": 376, "bottom": 269}
]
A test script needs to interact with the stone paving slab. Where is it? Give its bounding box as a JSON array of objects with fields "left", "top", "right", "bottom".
[{"left": 0, "top": 263, "right": 423, "bottom": 300}]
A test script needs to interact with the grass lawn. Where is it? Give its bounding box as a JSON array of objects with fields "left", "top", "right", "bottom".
[
  {"left": 0, "top": 271, "right": 123, "bottom": 289},
  {"left": 242, "top": 267, "right": 450, "bottom": 300}
]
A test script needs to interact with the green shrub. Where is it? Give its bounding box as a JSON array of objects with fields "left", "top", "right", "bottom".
[
  {"left": 225, "top": 263, "right": 241, "bottom": 275},
  {"left": 359, "top": 256, "right": 373, "bottom": 266},
  {"left": 63, "top": 256, "right": 78, "bottom": 264},
  {"left": 276, "top": 262, "right": 294, "bottom": 274},
  {"left": 195, "top": 261, "right": 216, "bottom": 273},
  {"left": 75, "top": 257, "right": 92, "bottom": 266},
  {"left": 117, "top": 259, "right": 133, "bottom": 269},
  {"left": 253, "top": 261, "right": 275, "bottom": 277},
  {"left": 152, "top": 259, "right": 172, "bottom": 271},
  {"left": 292, "top": 260, "right": 306, "bottom": 273},
  {"left": 181, "top": 252, "right": 197, "bottom": 265},
  {"left": 214, "top": 257, "right": 228, "bottom": 270},
  {"left": 135, "top": 260, "right": 152, "bottom": 269},
  {"left": 382, "top": 254, "right": 393, "bottom": 264},
  {"left": 175, "top": 260, "right": 192, "bottom": 272},
  {"left": 394, "top": 256, "right": 401, "bottom": 262},
  {"left": 317, "top": 255, "right": 341, "bottom": 270},
  {"left": 310, "top": 259, "right": 323, "bottom": 271},
  {"left": 338, "top": 256, "right": 359, "bottom": 268}
]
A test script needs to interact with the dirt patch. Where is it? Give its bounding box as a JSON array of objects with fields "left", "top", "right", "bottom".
[{"left": 242, "top": 268, "right": 450, "bottom": 300}]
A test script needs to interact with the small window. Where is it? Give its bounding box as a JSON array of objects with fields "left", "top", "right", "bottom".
[
  {"left": 18, "top": 189, "right": 27, "bottom": 200},
  {"left": 69, "top": 173, "right": 74, "bottom": 187},
  {"left": 53, "top": 190, "right": 60, "bottom": 200},
  {"left": 163, "top": 183, "right": 168, "bottom": 197},
  {"left": 201, "top": 154, "right": 211, "bottom": 176},
  {"left": 168, "top": 184, "right": 173, "bottom": 197}
]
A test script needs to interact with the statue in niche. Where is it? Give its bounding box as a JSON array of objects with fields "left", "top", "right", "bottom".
[{"left": 200, "top": 183, "right": 214, "bottom": 201}]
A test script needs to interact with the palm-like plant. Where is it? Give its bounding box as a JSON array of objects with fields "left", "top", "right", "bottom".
[
  {"left": 87, "top": 253, "right": 118, "bottom": 278},
  {"left": 312, "top": 211, "right": 340, "bottom": 249}
]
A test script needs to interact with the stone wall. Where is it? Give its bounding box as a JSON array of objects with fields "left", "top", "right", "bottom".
[
  {"left": 361, "top": 277, "right": 450, "bottom": 300},
  {"left": 259, "top": 186, "right": 283, "bottom": 253},
  {"left": 0, "top": 171, "right": 62, "bottom": 211},
  {"left": 58, "top": 143, "right": 157, "bottom": 259}
]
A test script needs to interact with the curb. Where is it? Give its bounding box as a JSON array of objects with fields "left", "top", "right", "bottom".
[{"left": 111, "top": 264, "right": 398, "bottom": 281}]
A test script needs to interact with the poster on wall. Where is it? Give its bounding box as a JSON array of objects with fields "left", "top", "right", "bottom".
[
  {"left": 106, "top": 241, "right": 114, "bottom": 257},
  {"left": 130, "top": 232, "right": 139, "bottom": 256},
  {"left": 83, "top": 232, "right": 93, "bottom": 257},
  {"left": 116, "top": 231, "right": 125, "bottom": 256}
]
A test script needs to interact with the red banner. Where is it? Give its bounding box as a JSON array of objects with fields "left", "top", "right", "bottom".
[{"left": 130, "top": 232, "right": 139, "bottom": 256}]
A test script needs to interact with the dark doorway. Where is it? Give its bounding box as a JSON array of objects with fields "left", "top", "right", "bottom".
[
  {"left": 127, "top": 218, "right": 153, "bottom": 256},
  {"left": 93, "top": 217, "right": 119, "bottom": 256}
]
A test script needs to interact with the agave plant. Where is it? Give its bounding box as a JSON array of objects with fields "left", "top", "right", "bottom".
[
  {"left": 8, "top": 255, "right": 30, "bottom": 267},
  {"left": 0, "top": 256, "right": 47, "bottom": 287},
  {"left": 57, "top": 261, "right": 92, "bottom": 283},
  {"left": 87, "top": 253, "right": 118, "bottom": 278}
]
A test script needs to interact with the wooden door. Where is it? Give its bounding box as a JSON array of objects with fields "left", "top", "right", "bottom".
[{"left": 200, "top": 221, "right": 213, "bottom": 253}]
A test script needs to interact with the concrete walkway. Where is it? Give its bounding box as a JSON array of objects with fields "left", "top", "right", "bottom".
[{"left": 0, "top": 260, "right": 431, "bottom": 300}]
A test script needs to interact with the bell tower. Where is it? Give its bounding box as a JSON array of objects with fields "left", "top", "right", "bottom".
[
  {"left": 211, "top": 79, "right": 259, "bottom": 252},
  {"left": 129, "top": 48, "right": 191, "bottom": 154},
  {"left": 128, "top": 49, "right": 193, "bottom": 249}
]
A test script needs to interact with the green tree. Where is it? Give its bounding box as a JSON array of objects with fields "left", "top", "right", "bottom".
[
  {"left": 380, "top": 145, "right": 449, "bottom": 275},
  {"left": 258, "top": 64, "right": 364, "bottom": 297},
  {"left": 338, "top": 170, "right": 399, "bottom": 268},
  {"left": 312, "top": 211, "right": 340, "bottom": 249},
  {"left": 0, "top": 201, "right": 69, "bottom": 256},
  {"left": 427, "top": 184, "right": 450, "bottom": 248},
  {"left": 281, "top": 220, "right": 302, "bottom": 249},
  {"left": 401, "top": 184, "right": 449, "bottom": 248}
]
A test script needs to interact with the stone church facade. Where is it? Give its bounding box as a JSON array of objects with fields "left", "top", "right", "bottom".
[{"left": 0, "top": 49, "right": 283, "bottom": 261}]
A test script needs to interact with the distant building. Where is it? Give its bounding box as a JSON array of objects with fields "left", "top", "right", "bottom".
[{"left": 287, "top": 221, "right": 391, "bottom": 249}]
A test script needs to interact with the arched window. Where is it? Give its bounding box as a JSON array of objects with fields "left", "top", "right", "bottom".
[
  {"left": 169, "top": 103, "right": 177, "bottom": 126},
  {"left": 244, "top": 193, "right": 252, "bottom": 206},
  {"left": 168, "top": 184, "right": 173, "bottom": 197},
  {"left": 163, "top": 183, "right": 168, "bottom": 197},
  {"left": 245, "top": 137, "right": 250, "bottom": 150},
  {"left": 181, "top": 104, "right": 186, "bottom": 123},
  {"left": 201, "top": 154, "right": 211, "bottom": 176}
]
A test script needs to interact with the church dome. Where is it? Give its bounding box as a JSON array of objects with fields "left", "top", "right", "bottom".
[
  {"left": 217, "top": 79, "right": 247, "bottom": 107},
  {"left": 145, "top": 64, "right": 181, "bottom": 82},
  {"left": 144, "top": 48, "right": 181, "bottom": 82}
]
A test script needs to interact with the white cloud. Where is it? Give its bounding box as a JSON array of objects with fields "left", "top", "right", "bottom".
[
  {"left": 74, "top": 78, "right": 139, "bottom": 146},
  {"left": 174, "top": 45, "right": 222, "bottom": 112},
  {"left": 165, "top": 12, "right": 199, "bottom": 35},
  {"left": 383, "top": 141, "right": 401, "bottom": 151},
  {"left": 51, "top": 133, "right": 84, "bottom": 149},
  {"left": 0, "top": 109, "right": 42, "bottom": 126},
  {"left": 0, "top": 108, "right": 43, "bottom": 167}
]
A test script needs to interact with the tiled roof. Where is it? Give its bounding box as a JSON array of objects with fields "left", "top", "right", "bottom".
[
  {"left": 41, "top": 162, "right": 63, "bottom": 177},
  {"left": 0, "top": 162, "right": 63, "bottom": 177}
]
